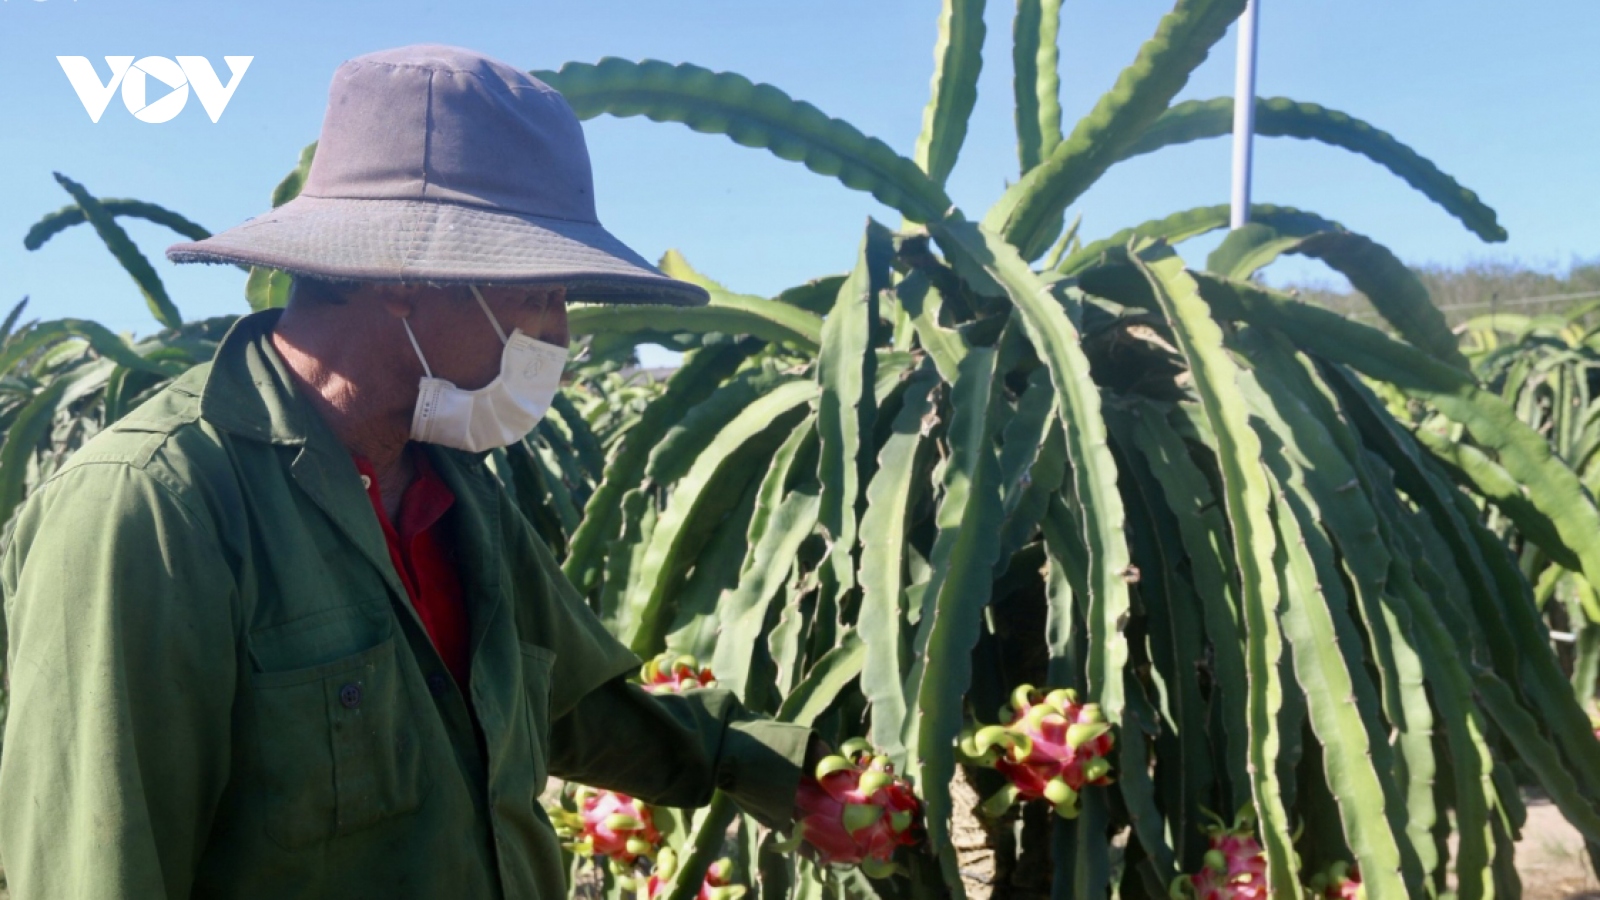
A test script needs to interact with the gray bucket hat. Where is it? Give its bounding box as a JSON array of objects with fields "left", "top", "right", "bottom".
[{"left": 166, "top": 44, "right": 709, "bottom": 307}]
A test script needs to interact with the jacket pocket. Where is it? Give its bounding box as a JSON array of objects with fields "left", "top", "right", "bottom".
[
  {"left": 252, "top": 635, "right": 431, "bottom": 849},
  {"left": 519, "top": 641, "right": 557, "bottom": 790}
]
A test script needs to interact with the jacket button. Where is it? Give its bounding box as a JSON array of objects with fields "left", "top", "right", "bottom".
[
  {"left": 338, "top": 683, "right": 363, "bottom": 709},
  {"left": 427, "top": 672, "right": 449, "bottom": 696}
]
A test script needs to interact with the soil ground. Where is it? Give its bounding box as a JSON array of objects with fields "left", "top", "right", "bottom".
[
  {"left": 948, "top": 785, "right": 1600, "bottom": 900},
  {"left": 0, "top": 791, "right": 1591, "bottom": 897},
  {"left": 1519, "top": 794, "right": 1600, "bottom": 899}
]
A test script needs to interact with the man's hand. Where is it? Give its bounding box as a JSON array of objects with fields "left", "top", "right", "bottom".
[
  {"left": 801, "top": 735, "right": 833, "bottom": 778},
  {"left": 788, "top": 738, "right": 923, "bottom": 877},
  {"left": 793, "top": 735, "right": 833, "bottom": 825}
]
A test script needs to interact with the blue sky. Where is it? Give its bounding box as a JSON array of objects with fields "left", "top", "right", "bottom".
[{"left": 2, "top": 1, "right": 1596, "bottom": 368}]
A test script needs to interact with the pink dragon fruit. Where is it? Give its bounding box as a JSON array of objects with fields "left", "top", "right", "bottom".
[
  {"left": 633, "top": 849, "right": 747, "bottom": 900},
  {"left": 1170, "top": 809, "right": 1267, "bottom": 900},
  {"left": 551, "top": 786, "right": 662, "bottom": 872},
  {"left": 1306, "top": 861, "right": 1363, "bottom": 899},
  {"left": 794, "top": 738, "right": 922, "bottom": 878},
  {"left": 640, "top": 652, "right": 718, "bottom": 694},
  {"left": 958, "top": 684, "right": 1115, "bottom": 818}
]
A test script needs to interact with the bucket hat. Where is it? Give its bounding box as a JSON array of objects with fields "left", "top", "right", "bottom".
[{"left": 165, "top": 44, "right": 708, "bottom": 307}]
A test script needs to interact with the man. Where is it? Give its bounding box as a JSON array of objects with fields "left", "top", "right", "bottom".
[{"left": 0, "top": 44, "right": 818, "bottom": 898}]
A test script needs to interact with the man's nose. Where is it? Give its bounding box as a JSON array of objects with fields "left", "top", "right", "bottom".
[
  {"left": 537, "top": 290, "right": 570, "bottom": 348},
  {"left": 546, "top": 311, "right": 570, "bottom": 348}
]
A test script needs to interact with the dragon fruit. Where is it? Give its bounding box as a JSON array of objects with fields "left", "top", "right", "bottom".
[
  {"left": 1170, "top": 809, "right": 1267, "bottom": 900},
  {"left": 794, "top": 738, "right": 922, "bottom": 878},
  {"left": 632, "top": 849, "right": 747, "bottom": 900},
  {"left": 958, "top": 684, "right": 1115, "bottom": 818},
  {"left": 1306, "top": 861, "right": 1363, "bottom": 899},
  {"left": 551, "top": 786, "right": 662, "bottom": 872},
  {"left": 640, "top": 652, "right": 718, "bottom": 694}
]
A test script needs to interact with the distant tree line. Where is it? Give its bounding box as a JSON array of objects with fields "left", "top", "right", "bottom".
[{"left": 1285, "top": 257, "right": 1600, "bottom": 326}]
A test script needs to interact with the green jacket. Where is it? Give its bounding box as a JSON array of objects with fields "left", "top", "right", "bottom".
[{"left": 0, "top": 309, "right": 810, "bottom": 899}]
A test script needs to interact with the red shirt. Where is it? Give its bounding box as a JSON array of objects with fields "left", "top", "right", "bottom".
[{"left": 352, "top": 449, "right": 472, "bottom": 688}]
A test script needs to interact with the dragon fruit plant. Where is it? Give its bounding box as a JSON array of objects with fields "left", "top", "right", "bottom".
[
  {"left": 793, "top": 738, "right": 922, "bottom": 878},
  {"left": 551, "top": 785, "right": 663, "bottom": 874},
  {"left": 959, "top": 684, "right": 1115, "bottom": 819},
  {"left": 43, "top": 0, "right": 1592, "bottom": 893},
  {"left": 628, "top": 849, "right": 747, "bottom": 900},
  {"left": 640, "top": 652, "right": 718, "bottom": 694},
  {"left": 1169, "top": 809, "right": 1267, "bottom": 900},
  {"left": 1305, "top": 861, "right": 1363, "bottom": 899}
]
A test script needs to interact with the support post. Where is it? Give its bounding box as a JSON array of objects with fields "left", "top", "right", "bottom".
[{"left": 1230, "top": 0, "right": 1260, "bottom": 229}]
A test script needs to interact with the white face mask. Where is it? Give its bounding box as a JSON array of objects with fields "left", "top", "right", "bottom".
[{"left": 401, "top": 285, "right": 568, "bottom": 453}]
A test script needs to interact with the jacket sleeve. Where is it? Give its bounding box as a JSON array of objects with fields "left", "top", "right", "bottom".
[
  {"left": 501, "top": 480, "right": 812, "bottom": 832},
  {"left": 546, "top": 677, "right": 812, "bottom": 832},
  {"left": 0, "top": 462, "right": 238, "bottom": 900}
]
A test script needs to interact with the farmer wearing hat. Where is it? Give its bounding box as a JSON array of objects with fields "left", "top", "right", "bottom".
[{"left": 0, "top": 45, "right": 819, "bottom": 898}]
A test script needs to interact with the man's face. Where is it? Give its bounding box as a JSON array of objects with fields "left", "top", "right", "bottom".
[{"left": 388, "top": 283, "right": 569, "bottom": 391}]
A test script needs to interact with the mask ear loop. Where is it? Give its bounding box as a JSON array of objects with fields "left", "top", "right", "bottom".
[
  {"left": 470, "top": 285, "right": 510, "bottom": 345},
  {"left": 471, "top": 284, "right": 552, "bottom": 345},
  {"left": 400, "top": 316, "right": 434, "bottom": 379}
]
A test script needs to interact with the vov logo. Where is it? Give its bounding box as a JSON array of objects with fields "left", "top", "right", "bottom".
[{"left": 57, "top": 56, "right": 253, "bottom": 123}]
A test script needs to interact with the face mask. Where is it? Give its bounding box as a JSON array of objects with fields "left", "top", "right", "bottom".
[{"left": 401, "top": 285, "right": 568, "bottom": 452}]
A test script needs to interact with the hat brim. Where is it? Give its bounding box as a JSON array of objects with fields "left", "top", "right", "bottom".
[{"left": 165, "top": 196, "right": 709, "bottom": 307}]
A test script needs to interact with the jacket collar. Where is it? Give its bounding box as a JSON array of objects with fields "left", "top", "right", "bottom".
[
  {"left": 199, "top": 308, "right": 318, "bottom": 446},
  {"left": 200, "top": 308, "right": 411, "bottom": 605}
]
